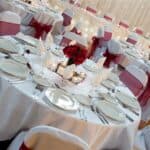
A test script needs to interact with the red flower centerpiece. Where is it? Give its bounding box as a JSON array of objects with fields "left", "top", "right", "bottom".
[{"left": 63, "top": 45, "right": 88, "bottom": 66}]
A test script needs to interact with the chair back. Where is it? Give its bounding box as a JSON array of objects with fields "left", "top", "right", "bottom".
[
  {"left": 21, "top": 126, "right": 88, "bottom": 150},
  {"left": 0, "top": 11, "right": 21, "bottom": 35},
  {"left": 119, "top": 65, "right": 148, "bottom": 96}
]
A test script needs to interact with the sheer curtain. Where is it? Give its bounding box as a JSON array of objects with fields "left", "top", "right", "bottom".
[{"left": 87, "top": 0, "right": 150, "bottom": 33}]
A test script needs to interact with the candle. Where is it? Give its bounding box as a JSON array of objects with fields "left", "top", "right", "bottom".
[
  {"left": 57, "top": 66, "right": 64, "bottom": 76},
  {"left": 72, "top": 76, "right": 82, "bottom": 84},
  {"left": 80, "top": 72, "right": 86, "bottom": 78}
]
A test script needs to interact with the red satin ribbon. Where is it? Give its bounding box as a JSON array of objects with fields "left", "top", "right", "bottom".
[
  {"left": 86, "top": 6, "right": 97, "bottom": 14},
  {"left": 19, "top": 143, "right": 31, "bottom": 150},
  {"left": 0, "top": 21, "right": 20, "bottom": 36},
  {"left": 126, "top": 38, "right": 137, "bottom": 45},
  {"left": 88, "top": 36, "right": 100, "bottom": 58},
  {"left": 104, "top": 31, "right": 112, "bottom": 41},
  {"left": 119, "top": 21, "right": 129, "bottom": 28},
  {"left": 69, "top": 0, "right": 75, "bottom": 4},
  {"left": 60, "top": 37, "right": 72, "bottom": 47},
  {"left": 135, "top": 28, "right": 143, "bottom": 35},
  {"left": 138, "top": 73, "right": 150, "bottom": 106},
  {"left": 119, "top": 71, "right": 143, "bottom": 96},
  {"left": 104, "top": 15, "right": 113, "bottom": 21},
  {"left": 29, "top": 18, "right": 52, "bottom": 39},
  {"left": 62, "top": 13, "right": 72, "bottom": 26},
  {"left": 70, "top": 27, "right": 81, "bottom": 35},
  {"left": 103, "top": 49, "right": 120, "bottom": 68}
]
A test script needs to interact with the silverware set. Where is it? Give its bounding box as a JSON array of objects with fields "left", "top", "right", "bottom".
[{"left": 90, "top": 105, "right": 109, "bottom": 124}]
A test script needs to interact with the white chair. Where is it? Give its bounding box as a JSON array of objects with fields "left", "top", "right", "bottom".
[
  {"left": 8, "top": 125, "right": 89, "bottom": 150},
  {"left": 0, "top": 11, "right": 21, "bottom": 36},
  {"left": 126, "top": 32, "right": 139, "bottom": 45}
]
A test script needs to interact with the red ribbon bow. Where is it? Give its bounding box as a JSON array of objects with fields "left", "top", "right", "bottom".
[
  {"left": 29, "top": 18, "right": 52, "bottom": 40},
  {"left": 103, "top": 49, "right": 120, "bottom": 68}
]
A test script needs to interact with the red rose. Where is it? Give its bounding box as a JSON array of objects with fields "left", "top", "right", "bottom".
[{"left": 63, "top": 45, "right": 88, "bottom": 65}]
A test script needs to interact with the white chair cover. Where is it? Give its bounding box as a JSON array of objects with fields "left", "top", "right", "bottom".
[
  {"left": 8, "top": 125, "right": 89, "bottom": 150},
  {"left": 107, "top": 39, "right": 122, "bottom": 54}
]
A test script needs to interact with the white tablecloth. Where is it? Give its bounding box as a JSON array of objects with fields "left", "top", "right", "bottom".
[{"left": 0, "top": 71, "right": 141, "bottom": 150}]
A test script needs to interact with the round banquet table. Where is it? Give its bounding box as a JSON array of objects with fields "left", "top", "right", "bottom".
[{"left": 0, "top": 66, "right": 141, "bottom": 150}]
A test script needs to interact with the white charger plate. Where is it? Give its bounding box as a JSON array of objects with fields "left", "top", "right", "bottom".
[
  {"left": 0, "top": 38, "right": 19, "bottom": 53},
  {"left": 11, "top": 55, "right": 27, "bottom": 64},
  {"left": 94, "top": 100, "right": 126, "bottom": 122},
  {"left": 33, "top": 75, "right": 52, "bottom": 87},
  {"left": 108, "top": 73, "right": 120, "bottom": 84},
  {"left": 0, "top": 59, "right": 29, "bottom": 79},
  {"left": 101, "top": 80, "right": 116, "bottom": 89},
  {"left": 24, "top": 45, "right": 40, "bottom": 55},
  {"left": 115, "top": 91, "right": 139, "bottom": 109},
  {"left": 45, "top": 88, "right": 79, "bottom": 111},
  {"left": 74, "top": 94, "right": 91, "bottom": 106},
  {"left": 15, "top": 33, "right": 39, "bottom": 47}
]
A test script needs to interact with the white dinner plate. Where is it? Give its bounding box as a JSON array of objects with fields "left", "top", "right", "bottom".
[
  {"left": 100, "top": 94, "right": 118, "bottom": 104},
  {"left": 33, "top": 75, "right": 52, "bottom": 87},
  {"left": 11, "top": 55, "right": 27, "bottom": 64},
  {"left": 45, "top": 88, "right": 79, "bottom": 111},
  {"left": 0, "top": 59, "right": 29, "bottom": 79},
  {"left": 74, "top": 94, "right": 91, "bottom": 106},
  {"left": 15, "top": 33, "right": 39, "bottom": 47},
  {"left": 94, "top": 100, "right": 126, "bottom": 122},
  {"left": 101, "top": 80, "right": 116, "bottom": 89},
  {"left": 108, "top": 73, "right": 120, "bottom": 84},
  {"left": 24, "top": 45, "right": 40, "bottom": 55},
  {"left": 0, "top": 38, "right": 19, "bottom": 53},
  {"left": 115, "top": 91, "right": 139, "bottom": 109}
]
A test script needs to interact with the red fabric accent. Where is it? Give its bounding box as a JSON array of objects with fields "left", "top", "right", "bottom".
[
  {"left": 75, "top": 3, "right": 81, "bottom": 7},
  {"left": 86, "top": 6, "right": 97, "bottom": 14},
  {"left": 62, "top": 13, "right": 72, "bottom": 26},
  {"left": 88, "top": 36, "right": 100, "bottom": 58},
  {"left": 88, "top": 37, "right": 108, "bottom": 58},
  {"left": 104, "top": 15, "right": 113, "bottom": 21},
  {"left": 29, "top": 18, "right": 52, "bottom": 40},
  {"left": 126, "top": 38, "right": 137, "bottom": 45},
  {"left": 60, "top": 37, "right": 72, "bottom": 47},
  {"left": 0, "top": 21, "right": 20, "bottom": 36},
  {"left": 103, "top": 49, "right": 120, "bottom": 68},
  {"left": 138, "top": 73, "right": 150, "bottom": 106},
  {"left": 119, "top": 71, "right": 144, "bottom": 96},
  {"left": 63, "top": 45, "right": 88, "bottom": 65},
  {"left": 119, "top": 21, "right": 129, "bottom": 28},
  {"left": 19, "top": 143, "right": 31, "bottom": 150},
  {"left": 104, "top": 31, "right": 112, "bottom": 41},
  {"left": 135, "top": 28, "right": 143, "bottom": 35},
  {"left": 70, "top": 27, "right": 81, "bottom": 35},
  {"left": 69, "top": 0, "right": 75, "bottom": 4}
]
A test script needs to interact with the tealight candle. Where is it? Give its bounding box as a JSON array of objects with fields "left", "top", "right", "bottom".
[
  {"left": 80, "top": 72, "right": 86, "bottom": 78},
  {"left": 72, "top": 76, "right": 82, "bottom": 84},
  {"left": 57, "top": 66, "right": 64, "bottom": 76}
]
